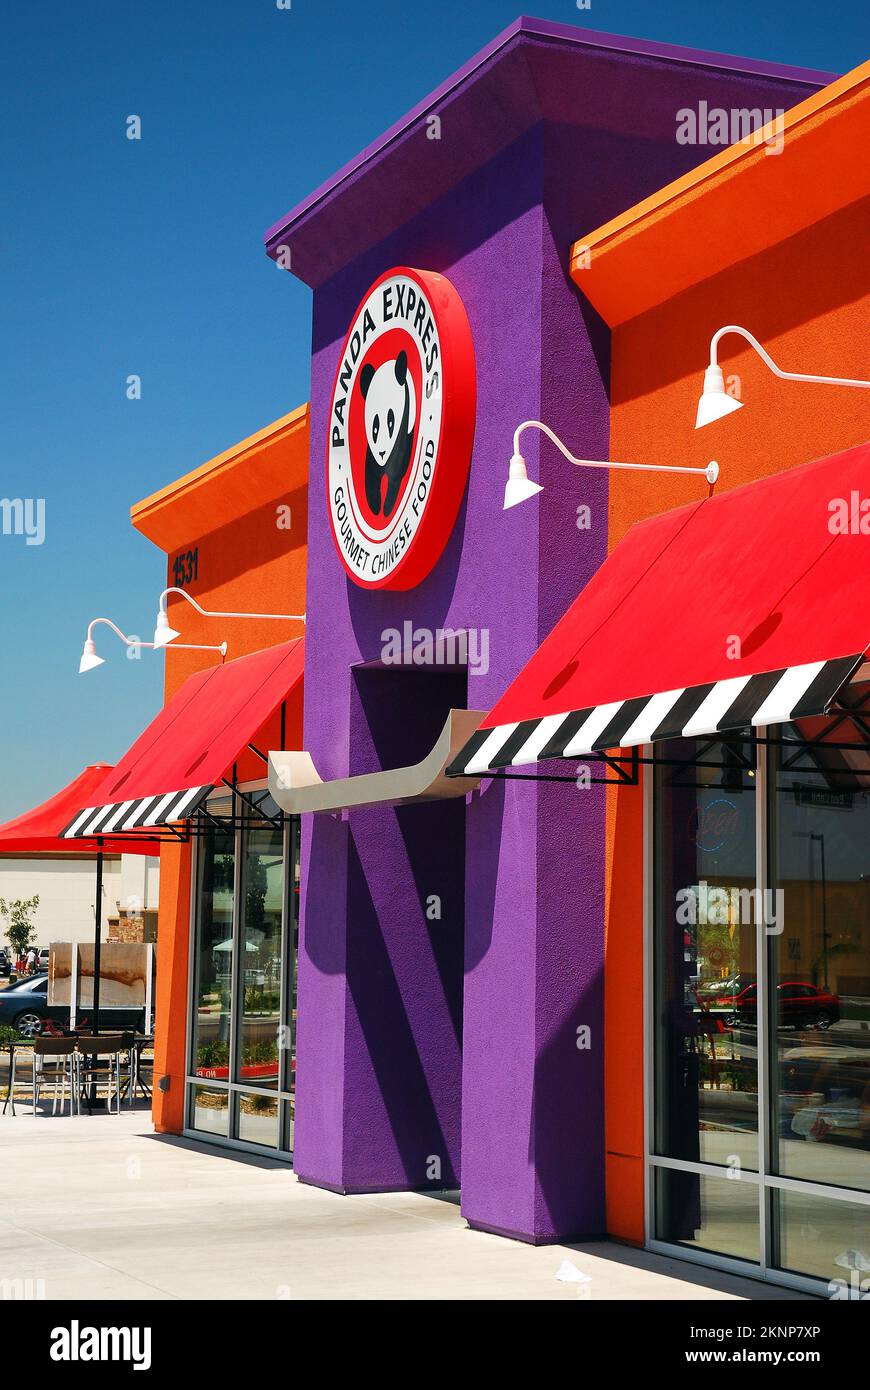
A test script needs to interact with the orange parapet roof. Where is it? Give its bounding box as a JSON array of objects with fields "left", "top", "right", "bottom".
[
  {"left": 131, "top": 403, "right": 310, "bottom": 553},
  {"left": 570, "top": 62, "right": 870, "bottom": 327}
]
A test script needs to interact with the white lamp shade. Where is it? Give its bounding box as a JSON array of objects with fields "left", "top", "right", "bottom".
[
  {"left": 503, "top": 453, "right": 544, "bottom": 510},
  {"left": 78, "top": 639, "right": 105, "bottom": 674},
  {"left": 153, "top": 610, "right": 181, "bottom": 647},
  {"left": 695, "top": 365, "right": 744, "bottom": 429}
]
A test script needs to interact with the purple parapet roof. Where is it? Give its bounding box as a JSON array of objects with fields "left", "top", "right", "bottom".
[{"left": 265, "top": 16, "right": 837, "bottom": 286}]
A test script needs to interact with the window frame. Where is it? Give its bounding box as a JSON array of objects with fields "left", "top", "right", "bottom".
[
  {"left": 183, "top": 780, "right": 298, "bottom": 1162},
  {"left": 646, "top": 728, "right": 870, "bottom": 1297}
]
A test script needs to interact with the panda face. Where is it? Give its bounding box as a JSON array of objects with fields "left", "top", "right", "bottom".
[{"left": 360, "top": 350, "right": 416, "bottom": 468}]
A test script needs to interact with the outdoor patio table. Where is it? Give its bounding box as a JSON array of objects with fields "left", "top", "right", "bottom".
[
  {"left": 1, "top": 1040, "right": 35, "bottom": 1117},
  {"left": 68, "top": 1033, "right": 154, "bottom": 1109}
]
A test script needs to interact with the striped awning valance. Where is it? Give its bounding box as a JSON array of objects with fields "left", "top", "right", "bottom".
[{"left": 448, "top": 656, "right": 865, "bottom": 776}]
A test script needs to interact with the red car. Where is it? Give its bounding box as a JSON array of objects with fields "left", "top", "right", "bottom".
[{"left": 725, "top": 981, "right": 840, "bottom": 1029}]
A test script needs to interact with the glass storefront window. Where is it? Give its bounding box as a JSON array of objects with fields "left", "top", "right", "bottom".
[
  {"left": 236, "top": 824, "right": 284, "bottom": 1091},
  {"left": 186, "top": 797, "right": 298, "bottom": 1156},
  {"left": 775, "top": 1189, "right": 870, "bottom": 1287},
  {"left": 769, "top": 718, "right": 870, "bottom": 1195},
  {"left": 191, "top": 824, "right": 235, "bottom": 1081},
  {"left": 191, "top": 1084, "right": 230, "bottom": 1138},
  {"left": 654, "top": 737, "right": 759, "bottom": 1171},
  {"left": 654, "top": 1167, "right": 760, "bottom": 1264},
  {"left": 236, "top": 1090, "right": 280, "bottom": 1149},
  {"left": 652, "top": 696, "right": 870, "bottom": 1290}
]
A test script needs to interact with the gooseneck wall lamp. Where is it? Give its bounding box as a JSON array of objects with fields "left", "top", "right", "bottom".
[
  {"left": 78, "top": 617, "right": 226, "bottom": 674},
  {"left": 504, "top": 420, "right": 719, "bottom": 510},
  {"left": 695, "top": 325, "right": 870, "bottom": 429},
  {"left": 153, "top": 587, "right": 306, "bottom": 648}
]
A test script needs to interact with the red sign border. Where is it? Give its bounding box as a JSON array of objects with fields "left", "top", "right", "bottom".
[{"left": 326, "top": 265, "right": 476, "bottom": 591}]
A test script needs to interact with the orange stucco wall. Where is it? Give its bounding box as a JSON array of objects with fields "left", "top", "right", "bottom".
[
  {"left": 600, "top": 194, "right": 870, "bottom": 1243},
  {"left": 132, "top": 406, "right": 309, "bottom": 1132}
]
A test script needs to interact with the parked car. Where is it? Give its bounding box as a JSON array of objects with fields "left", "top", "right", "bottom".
[
  {"left": 0, "top": 948, "right": 11, "bottom": 978},
  {"left": 0, "top": 974, "right": 50, "bottom": 1037},
  {"left": 697, "top": 972, "right": 756, "bottom": 1001},
  {"left": 0, "top": 973, "right": 145, "bottom": 1038},
  {"left": 37, "top": 949, "right": 50, "bottom": 971},
  {"left": 724, "top": 981, "right": 840, "bottom": 1029}
]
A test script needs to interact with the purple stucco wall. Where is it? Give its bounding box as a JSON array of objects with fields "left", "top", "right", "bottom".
[{"left": 278, "top": 22, "right": 826, "bottom": 1240}]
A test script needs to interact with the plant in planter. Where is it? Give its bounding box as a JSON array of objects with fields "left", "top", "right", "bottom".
[
  {"left": 196, "top": 1040, "right": 230, "bottom": 1070},
  {"left": 239, "top": 1091, "right": 278, "bottom": 1116}
]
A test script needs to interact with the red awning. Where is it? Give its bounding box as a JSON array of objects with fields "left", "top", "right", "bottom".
[
  {"left": 449, "top": 443, "right": 870, "bottom": 775},
  {"left": 62, "top": 640, "right": 304, "bottom": 838},
  {"left": 0, "top": 765, "right": 161, "bottom": 856}
]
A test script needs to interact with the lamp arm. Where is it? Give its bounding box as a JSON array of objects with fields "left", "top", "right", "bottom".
[
  {"left": 512, "top": 420, "right": 716, "bottom": 481},
  {"left": 710, "top": 325, "right": 870, "bottom": 390},
  {"left": 85, "top": 617, "right": 225, "bottom": 657},
  {"left": 175, "top": 642, "right": 228, "bottom": 656},
  {"left": 86, "top": 617, "right": 153, "bottom": 650},
  {"left": 159, "top": 587, "right": 305, "bottom": 623}
]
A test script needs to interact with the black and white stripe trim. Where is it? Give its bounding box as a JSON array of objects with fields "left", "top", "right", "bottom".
[
  {"left": 61, "top": 785, "right": 214, "bottom": 839},
  {"left": 446, "top": 655, "right": 865, "bottom": 777}
]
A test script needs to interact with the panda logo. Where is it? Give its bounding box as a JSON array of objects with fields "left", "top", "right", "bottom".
[{"left": 359, "top": 349, "right": 417, "bottom": 519}]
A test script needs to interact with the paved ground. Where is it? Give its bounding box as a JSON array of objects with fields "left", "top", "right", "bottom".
[{"left": 0, "top": 1110, "right": 813, "bottom": 1301}]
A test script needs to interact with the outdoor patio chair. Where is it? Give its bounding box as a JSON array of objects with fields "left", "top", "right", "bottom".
[
  {"left": 76, "top": 1034, "right": 132, "bottom": 1116},
  {"left": 31, "top": 1038, "right": 79, "bottom": 1117}
]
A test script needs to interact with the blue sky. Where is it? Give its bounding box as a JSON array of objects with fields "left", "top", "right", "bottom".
[{"left": 1, "top": 1, "right": 866, "bottom": 819}]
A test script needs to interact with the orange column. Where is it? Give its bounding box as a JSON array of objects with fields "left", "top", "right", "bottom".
[
  {"left": 604, "top": 779, "right": 646, "bottom": 1242},
  {"left": 151, "top": 839, "right": 192, "bottom": 1133}
]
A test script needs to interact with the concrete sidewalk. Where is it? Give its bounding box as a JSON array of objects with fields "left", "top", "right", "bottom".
[{"left": 0, "top": 1112, "right": 811, "bottom": 1300}]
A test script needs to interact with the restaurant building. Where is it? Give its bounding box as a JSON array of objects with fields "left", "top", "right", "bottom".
[{"left": 56, "top": 20, "right": 868, "bottom": 1294}]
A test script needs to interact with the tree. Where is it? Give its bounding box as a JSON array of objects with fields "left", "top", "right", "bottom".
[{"left": 0, "top": 896, "right": 40, "bottom": 961}]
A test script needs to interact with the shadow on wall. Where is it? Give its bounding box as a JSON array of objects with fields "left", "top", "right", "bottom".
[
  {"left": 530, "top": 768, "right": 607, "bottom": 1241},
  {"left": 300, "top": 795, "right": 468, "bottom": 1186},
  {"left": 530, "top": 958, "right": 606, "bottom": 1239},
  {"left": 345, "top": 485, "right": 471, "bottom": 655},
  {"left": 619, "top": 198, "right": 870, "bottom": 402},
  {"left": 301, "top": 810, "right": 348, "bottom": 978},
  {"left": 344, "top": 833, "right": 460, "bottom": 1189},
  {"left": 463, "top": 772, "right": 503, "bottom": 974},
  {"left": 299, "top": 664, "right": 471, "bottom": 1188},
  {"left": 351, "top": 664, "right": 467, "bottom": 773},
  {"left": 396, "top": 800, "right": 464, "bottom": 1044},
  {"left": 194, "top": 482, "right": 308, "bottom": 591}
]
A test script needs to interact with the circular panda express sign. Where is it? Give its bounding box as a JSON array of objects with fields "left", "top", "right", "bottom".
[{"left": 327, "top": 266, "right": 476, "bottom": 590}]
